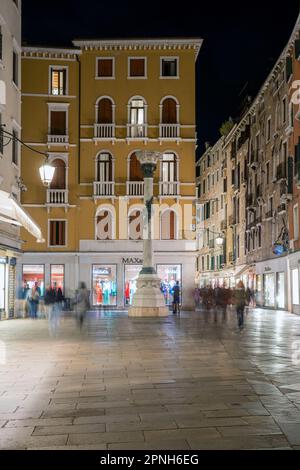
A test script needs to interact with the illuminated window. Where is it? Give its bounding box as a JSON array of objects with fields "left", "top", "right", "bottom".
[
  {"left": 50, "top": 265, "right": 64, "bottom": 291},
  {"left": 292, "top": 269, "right": 300, "bottom": 305},
  {"left": 92, "top": 265, "right": 117, "bottom": 306},
  {"left": 50, "top": 68, "right": 67, "bottom": 95}
]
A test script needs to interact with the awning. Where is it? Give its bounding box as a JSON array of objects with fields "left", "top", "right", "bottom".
[
  {"left": 233, "top": 264, "right": 249, "bottom": 278},
  {"left": 0, "top": 190, "right": 44, "bottom": 242}
]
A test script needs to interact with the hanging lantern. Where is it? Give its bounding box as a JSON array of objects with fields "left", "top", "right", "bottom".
[
  {"left": 215, "top": 235, "right": 224, "bottom": 246},
  {"left": 39, "top": 163, "right": 55, "bottom": 186}
]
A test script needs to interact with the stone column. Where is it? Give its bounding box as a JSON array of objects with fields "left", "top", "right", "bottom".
[{"left": 128, "top": 151, "right": 169, "bottom": 317}]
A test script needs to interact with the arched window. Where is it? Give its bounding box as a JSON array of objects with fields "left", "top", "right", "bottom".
[
  {"left": 97, "top": 98, "right": 113, "bottom": 124},
  {"left": 96, "top": 209, "right": 113, "bottom": 240},
  {"left": 128, "top": 98, "right": 146, "bottom": 137},
  {"left": 129, "top": 209, "right": 143, "bottom": 240},
  {"left": 129, "top": 152, "right": 143, "bottom": 181},
  {"left": 96, "top": 152, "right": 112, "bottom": 182},
  {"left": 161, "top": 210, "right": 176, "bottom": 240},
  {"left": 162, "top": 98, "right": 177, "bottom": 124},
  {"left": 50, "top": 159, "right": 66, "bottom": 189}
]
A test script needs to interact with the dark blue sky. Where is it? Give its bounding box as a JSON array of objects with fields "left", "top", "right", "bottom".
[{"left": 22, "top": 0, "right": 300, "bottom": 155}]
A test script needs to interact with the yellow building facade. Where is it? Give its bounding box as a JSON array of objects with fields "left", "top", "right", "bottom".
[{"left": 19, "top": 39, "right": 202, "bottom": 309}]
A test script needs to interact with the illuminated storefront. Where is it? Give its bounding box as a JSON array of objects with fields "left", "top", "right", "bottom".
[
  {"left": 157, "top": 264, "right": 182, "bottom": 306},
  {"left": 92, "top": 264, "right": 117, "bottom": 306},
  {"left": 22, "top": 264, "right": 45, "bottom": 296},
  {"left": 124, "top": 264, "right": 141, "bottom": 306},
  {"left": 50, "top": 265, "right": 64, "bottom": 291},
  {"left": 264, "top": 273, "right": 275, "bottom": 308}
]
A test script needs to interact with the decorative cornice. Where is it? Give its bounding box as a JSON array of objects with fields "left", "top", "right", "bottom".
[
  {"left": 22, "top": 47, "right": 81, "bottom": 59},
  {"left": 72, "top": 38, "right": 203, "bottom": 60}
]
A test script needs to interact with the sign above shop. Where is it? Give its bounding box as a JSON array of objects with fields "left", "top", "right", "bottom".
[
  {"left": 122, "top": 258, "right": 143, "bottom": 265},
  {"left": 0, "top": 257, "right": 8, "bottom": 264}
]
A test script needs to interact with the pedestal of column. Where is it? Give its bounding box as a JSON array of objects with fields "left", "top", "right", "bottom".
[{"left": 128, "top": 151, "right": 169, "bottom": 318}]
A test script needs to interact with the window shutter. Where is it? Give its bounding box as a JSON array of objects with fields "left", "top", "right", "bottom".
[
  {"left": 130, "top": 59, "right": 145, "bottom": 77},
  {"left": 162, "top": 98, "right": 177, "bottom": 123},
  {"left": 211, "top": 257, "right": 215, "bottom": 271},
  {"left": 130, "top": 153, "right": 143, "bottom": 181},
  {"left": 98, "top": 59, "right": 113, "bottom": 77},
  {"left": 286, "top": 56, "right": 293, "bottom": 82},
  {"left": 98, "top": 98, "right": 112, "bottom": 123},
  {"left": 50, "top": 111, "right": 66, "bottom": 135},
  {"left": 50, "top": 159, "right": 66, "bottom": 189},
  {"left": 295, "top": 39, "right": 300, "bottom": 60}
]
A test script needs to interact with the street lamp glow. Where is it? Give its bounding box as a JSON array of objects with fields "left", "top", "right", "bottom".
[
  {"left": 215, "top": 236, "right": 224, "bottom": 246},
  {"left": 39, "top": 163, "right": 55, "bottom": 186}
]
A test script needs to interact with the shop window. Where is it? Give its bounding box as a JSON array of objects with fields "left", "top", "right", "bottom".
[
  {"left": 22, "top": 265, "right": 44, "bottom": 297},
  {"left": 49, "top": 220, "right": 66, "bottom": 247},
  {"left": 264, "top": 273, "right": 275, "bottom": 308},
  {"left": 276, "top": 272, "right": 285, "bottom": 309},
  {"left": 0, "top": 262, "right": 5, "bottom": 310},
  {"left": 293, "top": 204, "right": 299, "bottom": 240},
  {"left": 124, "top": 264, "right": 141, "bottom": 306},
  {"left": 156, "top": 264, "right": 182, "bottom": 306},
  {"left": 50, "top": 265, "right": 64, "bottom": 291},
  {"left": 292, "top": 269, "right": 300, "bottom": 305},
  {"left": 92, "top": 264, "right": 117, "bottom": 306},
  {"left": 97, "top": 58, "right": 114, "bottom": 78}
]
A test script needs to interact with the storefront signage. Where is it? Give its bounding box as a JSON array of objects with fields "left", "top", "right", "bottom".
[
  {"left": 264, "top": 266, "right": 272, "bottom": 272},
  {"left": 9, "top": 258, "right": 17, "bottom": 266},
  {"left": 122, "top": 258, "right": 143, "bottom": 265},
  {"left": 94, "top": 267, "right": 111, "bottom": 276},
  {"left": 0, "top": 257, "right": 8, "bottom": 264}
]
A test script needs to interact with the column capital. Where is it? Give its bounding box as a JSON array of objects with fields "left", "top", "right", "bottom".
[{"left": 136, "top": 150, "right": 162, "bottom": 178}]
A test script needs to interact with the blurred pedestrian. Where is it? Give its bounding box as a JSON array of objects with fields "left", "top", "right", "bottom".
[
  {"left": 29, "top": 282, "right": 41, "bottom": 319},
  {"left": 194, "top": 287, "right": 200, "bottom": 310},
  {"left": 234, "top": 281, "right": 247, "bottom": 330},
  {"left": 172, "top": 281, "right": 180, "bottom": 315},
  {"left": 74, "top": 282, "right": 90, "bottom": 330}
]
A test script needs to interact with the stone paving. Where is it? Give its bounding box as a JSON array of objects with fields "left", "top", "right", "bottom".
[{"left": 0, "top": 308, "right": 300, "bottom": 450}]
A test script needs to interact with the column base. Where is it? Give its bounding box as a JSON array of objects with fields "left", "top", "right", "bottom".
[{"left": 128, "top": 273, "right": 169, "bottom": 318}]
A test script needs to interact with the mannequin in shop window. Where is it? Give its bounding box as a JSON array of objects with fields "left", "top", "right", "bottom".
[{"left": 96, "top": 282, "right": 103, "bottom": 305}]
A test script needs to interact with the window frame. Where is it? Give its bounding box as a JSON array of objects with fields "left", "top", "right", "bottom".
[
  {"left": 49, "top": 65, "right": 68, "bottom": 95},
  {"left": 95, "top": 57, "right": 115, "bottom": 80},
  {"left": 294, "top": 204, "right": 299, "bottom": 241},
  {"left": 12, "top": 49, "right": 18, "bottom": 87},
  {"left": 160, "top": 56, "right": 179, "bottom": 79},
  {"left": 12, "top": 128, "right": 18, "bottom": 166},
  {"left": 127, "top": 57, "right": 147, "bottom": 79},
  {"left": 48, "top": 219, "right": 67, "bottom": 248}
]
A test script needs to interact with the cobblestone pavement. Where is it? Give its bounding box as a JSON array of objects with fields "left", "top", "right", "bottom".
[{"left": 0, "top": 308, "right": 300, "bottom": 450}]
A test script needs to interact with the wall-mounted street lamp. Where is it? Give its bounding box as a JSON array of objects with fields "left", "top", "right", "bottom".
[{"left": 0, "top": 125, "right": 55, "bottom": 186}]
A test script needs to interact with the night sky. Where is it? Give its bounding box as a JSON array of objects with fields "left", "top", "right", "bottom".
[{"left": 22, "top": 0, "right": 300, "bottom": 156}]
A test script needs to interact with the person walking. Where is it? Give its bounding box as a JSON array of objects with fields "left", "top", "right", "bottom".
[
  {"left": 44, "top": 285, "right": 57, "bottom": 336},
  {"left": 234, "top": 281, "right": 247, "bottom": 330},
  {"left": 74, "top": 282, "right": 90, "bottom": 331},
  {"left": 30, "top": 282, "right": 41, "bottom": 319},
  {"left": 172, "top": 281, "right": 181, "bottom": 314}
]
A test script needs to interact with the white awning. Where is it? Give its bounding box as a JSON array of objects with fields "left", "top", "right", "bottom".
[{"left": 0, "top": 190, "right": 44, "bottom": 242}]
